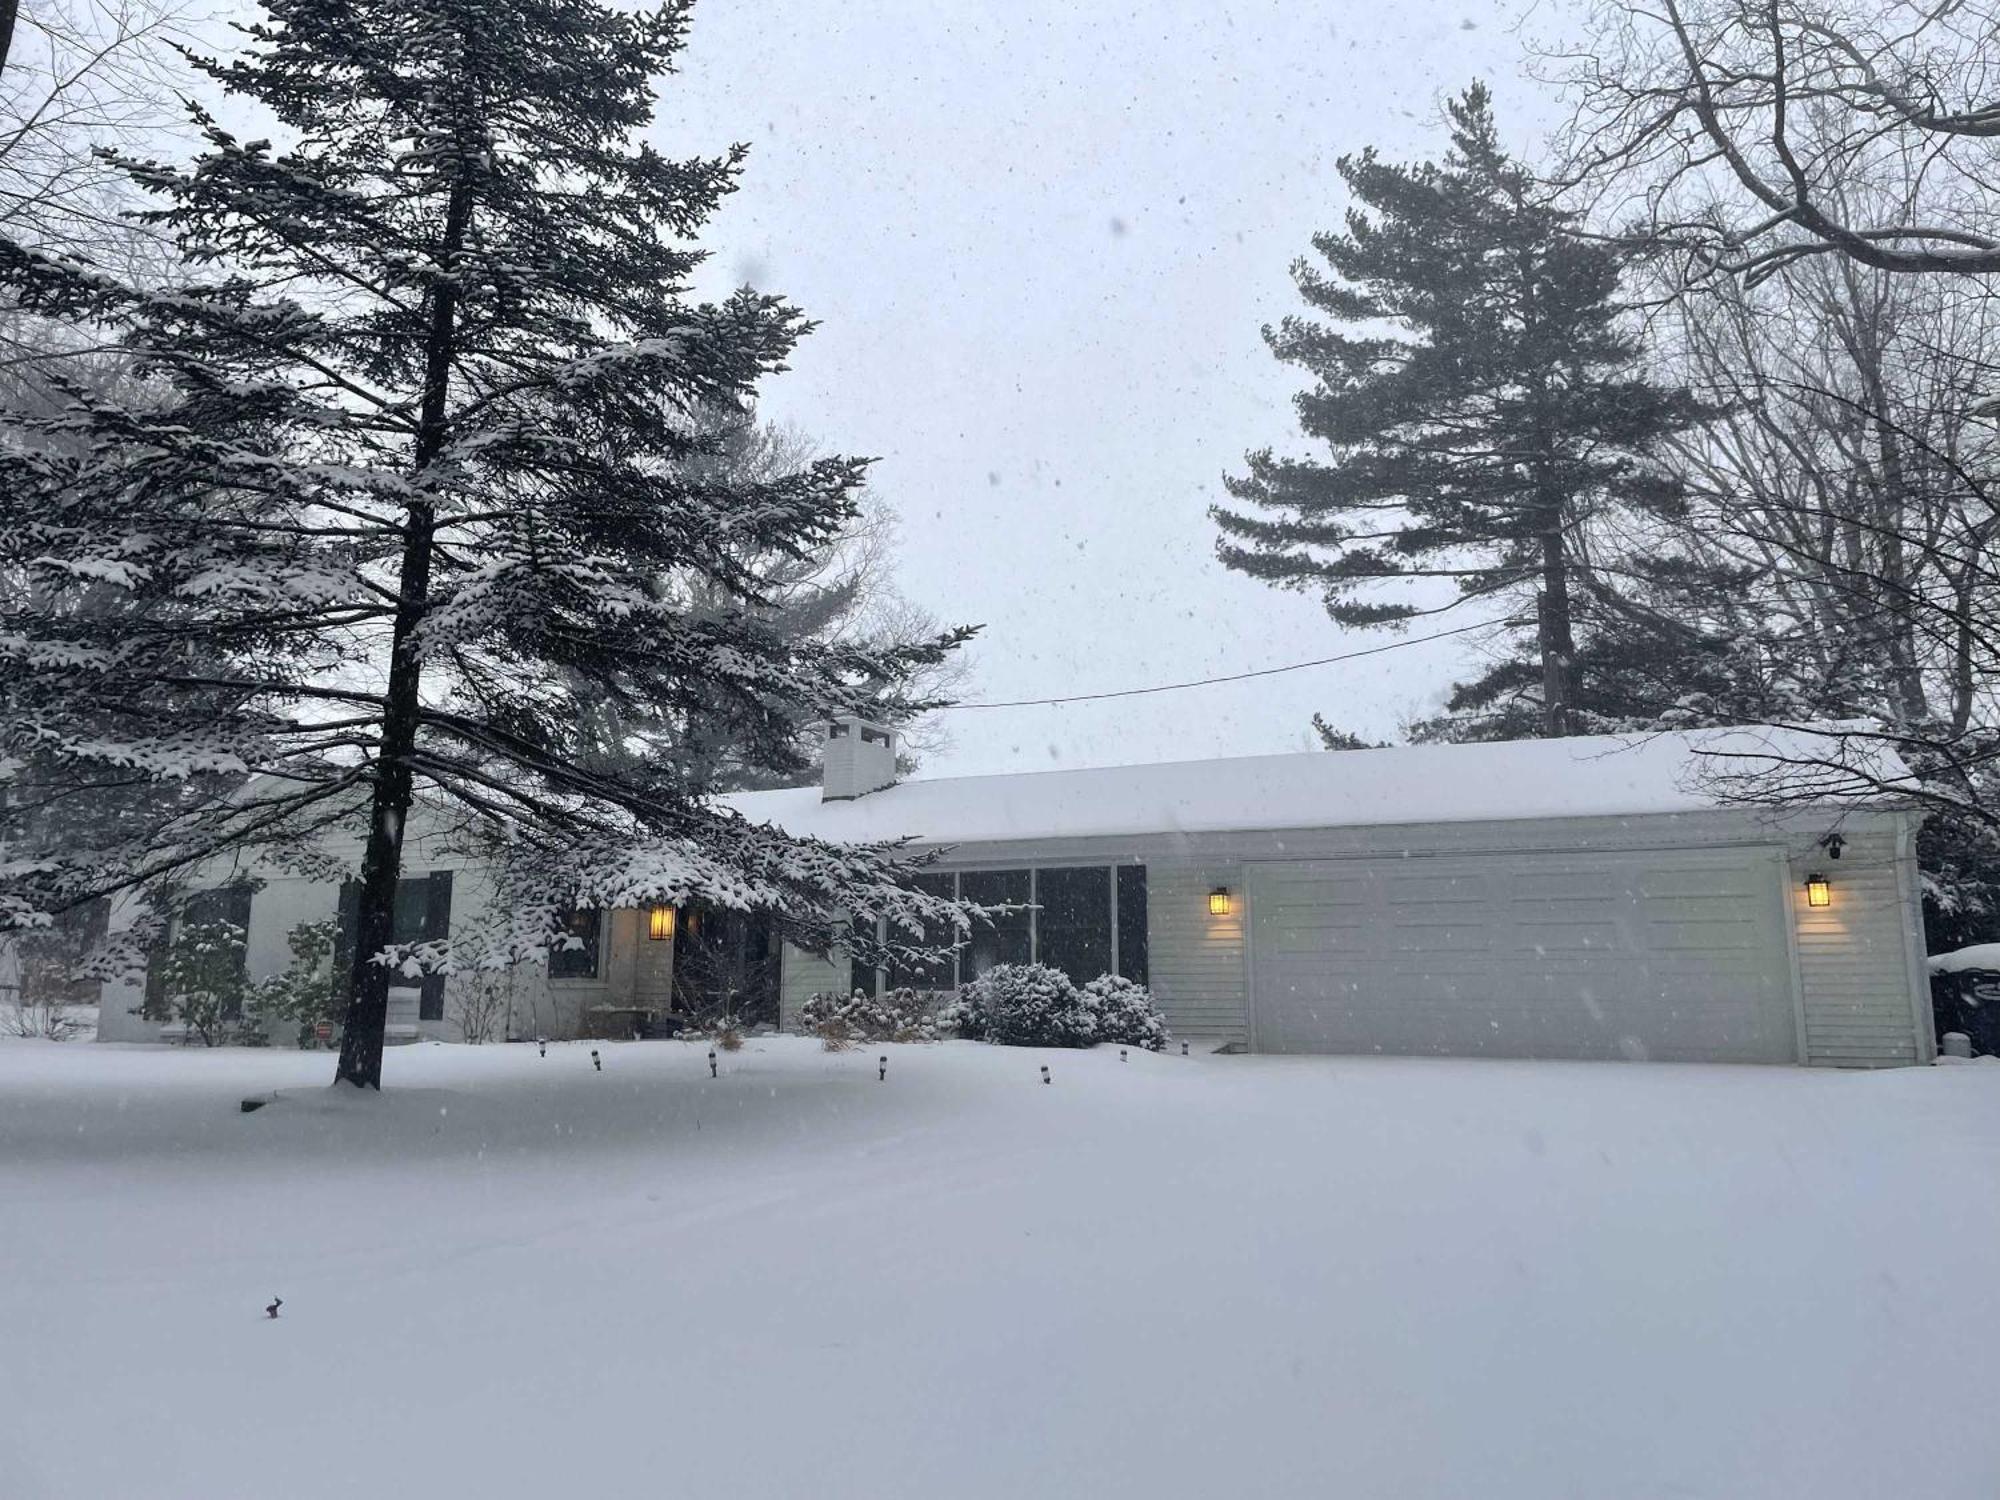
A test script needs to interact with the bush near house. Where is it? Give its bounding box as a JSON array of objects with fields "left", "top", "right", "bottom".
[
  {"left": 141, "top": 917, "right": 346, "bottom": 1049},
  {"left": 946, "top": 963, "right": 1098, "bottom": 1048},
  {"left": 146, "top": 918, "right": 257, "bottom": 1047},
  {"left": 799, "top": 987, "right": 944, "bottom": 1046},
  {"left": 942, "top": 964, "right": 1171, "bottom": 1050},
  {"left": 1083, "top": 974, "right": 1170, "bottom": 1052},
  {"left": 246, "top": 921, "right": 344, "bottom": 1049}
]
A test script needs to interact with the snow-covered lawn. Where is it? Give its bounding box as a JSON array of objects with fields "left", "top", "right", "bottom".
[{"left": 2, "top": 1038, "right": 1995, "bottom": 1500}]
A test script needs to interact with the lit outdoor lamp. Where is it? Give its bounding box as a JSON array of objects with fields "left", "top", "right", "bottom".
[
  {"left": 1208, "top": 887, "right": 1233, "bottom": 917},
  {"left": 1804, "top": 874, "right": 1832, "bottom": 909}
]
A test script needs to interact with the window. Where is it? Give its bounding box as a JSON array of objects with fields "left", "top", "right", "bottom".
[
  {"left": 164, "top": 885, "right": 254, "bottom": 1020},
  {"left": 548, "top": 905, "right": 602, "bottom": 981},
  {"left": 959, "top": 869, "right": 1031, "bottom": 980},
  {"left": 1116, "top": 865, "right": 1148, "bottom": 987},
  {"left": 334, "top": 871, "right": 455, "bottom": 1017},
  {"left": 848, "top": 914, "right": 879, "bottom": 999},
  {"left": 1036, "top": 866, "right": 1111, "bottom": 986},
  {"left": 847, "top": 864, "right": 1148, "bottom": 992},
  {"left": 888, "top": 873, "right": 958, "bottom": 990},
  {"left": 19, "top": 895, "right": 110, "bottom": 1010}
]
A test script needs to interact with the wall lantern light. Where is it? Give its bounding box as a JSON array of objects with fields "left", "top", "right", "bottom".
[
  {"left": 1208, "top": 887, "right": 1233, "bottom": 917},
  {"left": 648, "top": 905, "right": 677, "bottom": 941},
  {"left": 1804, "top": 874, "right": 1832, "bottom": 909}
]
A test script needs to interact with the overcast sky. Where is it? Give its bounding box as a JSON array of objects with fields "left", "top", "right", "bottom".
[{"left": 648, "top": 0, "right": 1567, "bottom": 777}]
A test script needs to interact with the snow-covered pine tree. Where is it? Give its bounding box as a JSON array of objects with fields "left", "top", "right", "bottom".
[
  {"left": 1405, "top": 553, "right": 1788, "bottom": 742},
  {"left": 0, "top": 0, "right": 973, "bottom": 1087},
  {"left": 1212, "top": 84, "right": 1709, "bottom": 737},
  {"left": 562, "top": 406, "right": 966, "bottom": 797}
]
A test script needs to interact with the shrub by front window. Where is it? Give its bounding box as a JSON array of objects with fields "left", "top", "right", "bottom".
[
  {"left": 1083, "top": 974, "right": 1169, "bottom": 1052},
  {"left": 952, "top": 962, "right": 1097, "bottom": 1048}
]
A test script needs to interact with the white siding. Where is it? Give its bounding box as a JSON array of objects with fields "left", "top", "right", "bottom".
[
  {"left": 779, "top": 943, "right": 845, "bottom": 1031},
  {"left": 886, "top": 808, "right": 1929, "bottom": 1067},
  {"left": 1785, "top": 828, "right": 1930, "bottom": 1067},
  {"left": 1144, "top": 863, "right": 1249, "bottom": 1046}
]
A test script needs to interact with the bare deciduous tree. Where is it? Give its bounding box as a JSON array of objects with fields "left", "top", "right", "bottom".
[
  {"left": 0, "top": 0, "right": 188, "bottom": 252},
  {"left": 1553, "top": 0, "right": 2000, "bottom": 282}
]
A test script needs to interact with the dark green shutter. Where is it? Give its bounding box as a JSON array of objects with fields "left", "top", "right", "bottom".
[
  {"left": 419, "top": 871, "right": 452, "bottom": 1021},
  {"left": 333, "top": 879, "right": 361, "bottom": 1002}
]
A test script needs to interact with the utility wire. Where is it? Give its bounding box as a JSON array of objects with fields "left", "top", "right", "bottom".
[{"left": 946, "top": 619, "right": 1500, "bottom": 710}]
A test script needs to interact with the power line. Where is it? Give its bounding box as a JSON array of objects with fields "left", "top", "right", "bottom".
[{"left": 946, "top": 619, "right": 1500, "bottom": 710}]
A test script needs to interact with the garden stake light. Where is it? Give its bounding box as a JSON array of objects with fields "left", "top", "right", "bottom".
[
  {"left": 708, "top": 1048, "right": 717, "bottom": 1079},
  {"left": 1041, "top": 1064, "right": 1050, "bottom": 1085},
  {"left": 879, "top": 1055, "right": 887, "bottom": 1082},
  {"left": 591, "top": 1049, "right": 601, "bottom": 1072}
]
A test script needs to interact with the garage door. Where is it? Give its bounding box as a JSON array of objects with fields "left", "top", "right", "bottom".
[{"left": 1249, "top": 849, "right": 1798, "bottom": 1063}]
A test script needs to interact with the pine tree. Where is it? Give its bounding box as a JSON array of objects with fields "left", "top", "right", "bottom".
[
  {"left": 0, "top": 0, "right": 972, "bottom": 1086},
  {"left": 1409, "top": 552, "right": 1790, "bottom": 741},
  {"left": 1213, "top": 84, "right": 1708, "bottom": 737}
]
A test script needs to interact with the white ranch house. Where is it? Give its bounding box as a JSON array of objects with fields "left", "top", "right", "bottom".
[{"left": 98, "top": 719, "right": 1934, "bottom": 1068}]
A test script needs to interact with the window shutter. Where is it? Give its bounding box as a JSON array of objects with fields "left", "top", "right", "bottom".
[
  {"left": 222, "top": 884, "right": 255, "bottom": 1020},
  {"left": 418, "top": 872, "right": 453, "bottom": 1021},
  {"left": 142, "top": 928, "right": 169, "bottom": 1022},
  {"left": 333, "top": 879, "right": 361, "bottom": 1003},
  {"left": 221, "top": 885, "right": 254, "bottom": 972},
  {"left": 1116, "top": 865, "right": 1149, "bottom": 987}
]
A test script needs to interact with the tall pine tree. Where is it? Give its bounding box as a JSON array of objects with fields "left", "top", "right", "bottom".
[
  {"left": 1213, "top": 84, "right": 1707, "bottom": 737},
  {"left": 0, "top": 0, "right": 972, "bottom": 1086}
]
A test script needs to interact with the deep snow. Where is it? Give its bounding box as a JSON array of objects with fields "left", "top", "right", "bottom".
[{"left": 2, "top": 1037, "right": 1994, "bottom": 1499}]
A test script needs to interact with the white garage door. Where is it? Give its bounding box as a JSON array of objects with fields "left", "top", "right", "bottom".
[{"left": 1249, "top": 849, "right": 1799, "bottom": 1063}]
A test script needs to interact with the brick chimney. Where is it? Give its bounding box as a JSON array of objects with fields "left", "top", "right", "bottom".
[{"left": 821, "top": 716, "right": 899, "bottom": 801}]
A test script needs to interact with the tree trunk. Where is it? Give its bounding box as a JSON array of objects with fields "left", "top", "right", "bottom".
[
  {"left": 334, "top": 174, "right": 472, "bottom": 1089},
  {"left": 1951, "top": 559, "right": 1978, "bottom": 735},
  {"left": 1537, "top": 524, "right": 1574, "bottom": 737},
  {"left": 0, "top": 0, "right": 20, "bottom": 80}
]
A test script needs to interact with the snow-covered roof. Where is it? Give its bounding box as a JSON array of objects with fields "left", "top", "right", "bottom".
[{"left": 720, "top": 727, "right": 1913, "bottom": 847}]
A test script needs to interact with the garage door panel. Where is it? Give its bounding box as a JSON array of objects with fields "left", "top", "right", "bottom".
[
  {"left": 1512, "top": 919, "right": 1626, "bottom": 952},
  {"left": 1250, "top": 850, "right": 1797, "bottom": 1063}
]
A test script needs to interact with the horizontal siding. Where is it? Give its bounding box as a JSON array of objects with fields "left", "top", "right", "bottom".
[
  {"left": 1145, "top": 863, "right": 1248, "bottom": 1045},
  {"left": 779, "top": 943, "right": 844, "bottom": 1032},
  {"left": 1786, "top": 830, "right": 1925, "bottom": 1067}
]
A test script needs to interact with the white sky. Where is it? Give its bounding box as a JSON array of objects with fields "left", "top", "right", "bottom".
[{"left": 650, "top": 0, "right": 1568, "bottom": 777}]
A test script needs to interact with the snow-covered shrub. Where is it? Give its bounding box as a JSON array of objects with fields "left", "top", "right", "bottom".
[
  {"left": 147, "top": 918, "right": 253, "bottom": 1047},
  {"left": 953, "top": 963, "right": 1097, "bottom": 1048},
  {"left": 797, "top": 988, "right": 942, "bottom": 1045},
  {"left": 1083, "top": 974, "right": 1169, "bottom": 1051},
  {"left": 935, "top": 988, "right": 982, "bottom": 1041},
  {"left": 244, "top": 921, "right": 342, "bottom": 1049}
]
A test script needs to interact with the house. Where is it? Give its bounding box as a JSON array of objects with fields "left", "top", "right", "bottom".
[
  {"left": 729, "top": 718, "right": 1934, "bottom": 1067},
  {"left": 93, "top": 814, "right": 737, "bottom": 1047},
  {"left": 98, "top": 717, "right": 1935, "bottom": 1067}
]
